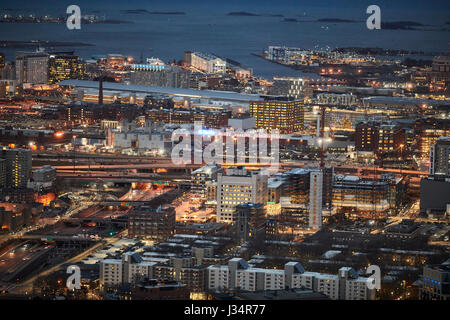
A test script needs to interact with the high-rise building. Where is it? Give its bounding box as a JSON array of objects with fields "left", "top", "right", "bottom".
[
  {"left": 419, "top": 176, "right": 450, "bottom": 218},
  {"left": 355, "top": 121, "right": 379, "bottom": 152},
  {"left": 216, "top": 167, "right": 267, "bottom": 223},
  {"left": 355, "top": 121, "right": 405, "bottom": 154},
  {"left": 250, "top": 98, "right": 304, "bottom": 134},
  {"left": 281, "top": 167, "right": 333, "bottom": 210},
  {"left": 281, "top": 168, "right": 310, "bottom": 205},
  {"left": 191, "top": 163, "right": 223, "bottom": 200},
  {"left": 429, "top": 136, "right": 450, "bottom": 177},
  {"left": 48, "top": 54, "right": 84, "bottom": 84},
  {"left": 15, "top": 51, "right": 49, "bottom": 84},
  {"left": 128, "top": 205, "right": 176, "bottom": 241},
  {"left": 414, "top": 118, "right": 450, "bottom": 158},
  {"left": 270, "top": 77, "right": 312, "bottom": 100},
  {"left": 309, "top": 170, "right": 323, "bottom": 230},
  {"left": 145, "top": 108, "right": 229, "bottom": 129},
  {"left": 234, "top": 202, "right": 265, "bottom": 244},
  {"left": 0, "top": 159, "right": 6, "bottom": 188},
  {"left": 0, "top": 53, "right": 5, "bottom": 72},
  {"left": 377, "top": 122, "right": 405, "bottom": 154},
  {"left": 130, "top": 64, "right": 191, "bottom": 88},
  {"left": 0, "top": 147, "right": 32, "bottom": 188},
  {"left": 332, "top": 174, "right": 397, "bottom": 219}
]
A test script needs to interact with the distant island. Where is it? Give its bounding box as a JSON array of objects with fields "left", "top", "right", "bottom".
[
  {"left": 148, "top": 11, "right": 185, "bottom": 15},
  {"left": 317, "top": 18, "right": 357, "bottom": 23},
  {"left": 227, "top": 12, "right": 283, "bottom": 17},
  {"left": 120, "top": 9, "right": 149, "bottom": 14},
  {"left": 100, "top": 19, "right": 133, "bottom": 24},
  {"left": 261, "top": 14, "right": 284, "bottom": 17},
  {"left": 380, "top": 21, "right": 425, "bottom": 30},
  {"left": 283, "top": 18, "right": 298, "bottom": 23},
  {"left": 121, "top": 9, "right": 185, "bottom": 15},
  {"left": 228, "top": 11, "right": 259, "bottom": 16}
]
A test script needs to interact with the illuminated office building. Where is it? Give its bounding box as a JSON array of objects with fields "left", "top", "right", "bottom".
[
  {"left": 48, "top": 54, "right": 84, "bottom": 84},
  {"left": 414, "top": 118, "right": 450, "bottom": 158},
  {"left": 216, "top": 167, "right": 267, "bottom": 223},
  {"left": 250, "top": 98, "right": 304, "bottom": 134},
  {"left": 332, "top": 174, "right": 397, "bottom": 219},
  {"left": 0, "top": 147, "right": 32, "bottom": 188},
  {"left": 429, "top": 136, "right": 450, "bottom": 177},
  {"left": 145, "top": 108, "right": 229, "bottom": 129}
]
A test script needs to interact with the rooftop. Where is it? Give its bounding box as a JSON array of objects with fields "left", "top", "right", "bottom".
[{"left": 60, "top": 80, "right": 262, "bottom": 103}]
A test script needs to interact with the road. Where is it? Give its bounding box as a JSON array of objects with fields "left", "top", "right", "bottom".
[
  {"left": 371, "top": 200, "right": 420, "bottom": 235},
  {"left": 0, "top": 241, "right": 51, "bottom": 284}
]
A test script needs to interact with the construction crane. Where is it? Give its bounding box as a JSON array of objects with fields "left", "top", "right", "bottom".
[{"left": 318, "top": 105, "right": 326, "bottom": 168}]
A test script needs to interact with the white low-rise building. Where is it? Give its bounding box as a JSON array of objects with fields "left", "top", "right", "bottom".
[
  {"left": 99, "top": 252, "right": 155, "bottom": 287},
  {"left": 208, "top": 258, "right": 376, "bottom": 300}
]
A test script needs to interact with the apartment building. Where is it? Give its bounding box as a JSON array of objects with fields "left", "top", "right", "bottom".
[
  {"left": 208, "top": 258, "right": 376, "bottom": 300},
  {"left": 100, "top": 252, "right": 155, "bottom": 287},
  {"left": 184, "top": 51, "right": 227, "bottom": 74}
]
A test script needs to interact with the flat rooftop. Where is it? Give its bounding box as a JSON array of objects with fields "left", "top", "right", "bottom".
[{"left": 60, "top": 80, "right": 263, "bottom": 103}]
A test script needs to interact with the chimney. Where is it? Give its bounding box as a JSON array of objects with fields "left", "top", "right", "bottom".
[{"left": 98, "top": 76, "right": 103, "bottom": 105}]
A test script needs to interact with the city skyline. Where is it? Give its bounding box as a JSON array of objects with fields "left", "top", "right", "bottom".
[{"left": 0, "top": 0, "right": 449, "bottom": 309}]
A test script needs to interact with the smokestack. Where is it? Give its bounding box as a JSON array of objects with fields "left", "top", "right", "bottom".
[{"left": 98, "top": 76, "right": 103, "bottom": 105}]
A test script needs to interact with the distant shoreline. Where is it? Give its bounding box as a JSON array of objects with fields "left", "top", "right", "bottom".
[
  {"left": 0, "top": 40, "right": 95, "bottom": 48},
  {"left": 228, "top": 12, "right": 283, "bottom": 17},
  {"left": 0, "top": 16, "right": 133, "bottom": 24}
]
